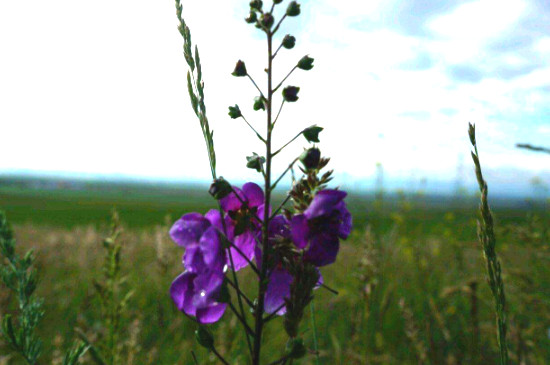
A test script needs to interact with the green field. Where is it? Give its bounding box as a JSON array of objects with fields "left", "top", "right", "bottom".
[{"left": 1, "top": 181, "right": 549, "bottom": 364}]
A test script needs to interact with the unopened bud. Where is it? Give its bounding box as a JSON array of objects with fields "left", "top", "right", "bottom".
[
  {"left": 250, "top": 0, "right": 263, "bottom": 10},
  {"left": 195, "top": 326, "right": 214, "bottom": 350},
  {"left": 286, "top": 338, "right": 306, "bottom": 359},
  {"left": 232, "top": 60, "right": 247, "bottom": 77},
  {"left": 303, "top": 125, "right": 323, "bottom": 143},
  {"left": 282, "top": 34, "right": 296, "bottom": 49},
  {"left": 253, "top": 96, "right": 266, "bottom": 111},
  {"left": 245, "top": 11, "right": 257, "bottom": 24},
  {"left": 246, "top": 153, "right": 266, "bottom": 172},
  {"left": 286, "top": 1, "right": 301, "bottom": 16},
  {"left": 300, "top": 147, "right": 321, "bottom": 170},
  {"left": 228, "top": 105, "right": 242, "bottom": 119},
  {"left": 209, "top": 178, "right": 232, "bottom": 200},
  {"left": 282, "top": 86, "right": 300, "bottom": 102},
  {"left": 297, "top": 55, "right": 314, "bottom": 70},
  {"left": 260, "top": 13, "right": 274, "bottom": 29}
]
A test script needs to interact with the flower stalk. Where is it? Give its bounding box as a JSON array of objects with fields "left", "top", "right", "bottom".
[{"left": 468, "top": 123, "right": 509, "bottom": 365}]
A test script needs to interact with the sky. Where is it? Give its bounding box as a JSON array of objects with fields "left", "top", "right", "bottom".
[{"left": 0, "top": 0, "right": 549, "bottom": 192}]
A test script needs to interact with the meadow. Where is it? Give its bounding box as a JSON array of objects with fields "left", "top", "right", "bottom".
[{"left": 1, "top": 179, "right": 548, "bottom": 364}]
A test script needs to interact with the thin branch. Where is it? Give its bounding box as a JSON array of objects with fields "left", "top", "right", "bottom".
[
  {"left": 273, "top": 66, "right": 297, "bottom": 92},
  {"left": 272, "top": 100, "right": 286, "bottom": 127},
  {"left": 272, "top": 132, "right": 302, "bottom": 157},
  {"left": 320, "top": 283, "right": 339, "bottom": 295},
  {"left": 212, "top": 348, "right": 231, "bottom": 365},
  {"left": 226, "top": 277, "right": 255, "bottom": 308},
  {"left": 228, "top": 302, "right": 256, "bottom": 337},
  {"left": 248, "top": 74, "right": 265, "bottom": 99},
  {"left": 516, "top": 143, "right": 550, "bottom": 154},
  {"left": 270, "top": 194, "right": 292, "bottom": 219},
  {"left": 272, "top": 14, "right": 287, "bottom": 34},
  {"left": 241, "top": 115, "right": 266, "bottom": 143},
  {"left": 271, "top": 157, "right": 300, "bottom": 190}
]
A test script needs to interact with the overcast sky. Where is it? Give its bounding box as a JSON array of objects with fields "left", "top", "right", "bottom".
[{"left": 0, "top": 0, "right": 549, "bottom": 189}]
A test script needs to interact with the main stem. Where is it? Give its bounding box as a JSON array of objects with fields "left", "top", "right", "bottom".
[{"left": 253, "top": 31, "right": 273, "bottom": 365}]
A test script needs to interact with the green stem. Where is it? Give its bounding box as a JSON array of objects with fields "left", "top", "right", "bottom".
[
  {"left": 310, "top": 300, "right": 320, "bottom": 365},
  {"left": 252, "top": 29, "right": 274, "bottom": 365}
]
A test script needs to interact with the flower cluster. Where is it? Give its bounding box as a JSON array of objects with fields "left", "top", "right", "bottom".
[{"left": 170, "top": 182, "right": 352, "bottom": 323}]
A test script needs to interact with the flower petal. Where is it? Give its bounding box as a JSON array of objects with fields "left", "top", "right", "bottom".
[
  {"left": 228, "top": 230, "right": 256, "bottom": 271},
  {"left": 196, "top": 302, "right": 227, "bottom": 324},
  {"left": 192, "top": 270, "right": 225, "bottom": 308},
  {"left": 170, "top": 213, "right": 211, "bottom": 247},
  {"left": 220, "top": 186, "right": 245, "bottom": 212},
  {"left": 199, "top": 227, "right": 225, "bottom": 272},
  {"left": 265, "top": 267, "right": 293, "bottom": 315},
  {"left": 170, "top": 271, "right": 197, "bottom": 316},
  {"left": 305, "top": 232, "right": 340, "bottom": 267},
  {"left": 205, "top": 209, "right": 235, "bottom": 241},
  {"left": 242, "top": 182, "right": 264, "bottom": 208},
  {"left": 304, "top": 190, "right": 347, "bottom": 219},
  {"left": 183, "top": 244, "right": 206, "bottom": 273},
  {"left": 337, "top": 203, "right": 352, "bottom": 239},
  {"left": 291, "top": 214, "right": 309, "bottom": 249}
]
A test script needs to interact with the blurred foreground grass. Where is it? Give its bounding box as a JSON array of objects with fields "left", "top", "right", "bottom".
[{"left": 0, "top": 184, "right": 549, "bottom": 364}]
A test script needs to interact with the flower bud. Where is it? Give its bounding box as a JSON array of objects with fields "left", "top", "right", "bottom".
[
  {"left": 260, "top": 13, "right": 274, "bottom": 29},
  {"left": 253, "top": 96, "right": 266, "bottom": 111},
  {"left": 209, "top": 177, "right": 232, "bottom": 200},
  {"left": 250, "top": 0, "right": 263, "bottom": 10},
  {"left": 300, "top": 147, "right": 321, "bottom": 170},
  {"left": 282, "top": 34, "right": 296, "bottom": 49},
  {"left": 274, "top": 0, "right": 283, "bottom": 3},
  {"left": 246, "top": 153, "right": 266, "bottom": 172},
  {"left": 245, "top": 11, "right": 257, "bottom": 24},
  {"left": 195, "top": 326, "right": 214, "bottom": 350},
  {"left": 282, "top": 86, "right": 300, "bottom": 102},
  {"left": 297, "top": 55, "right": 314, "bottom": 70},
  {"left": 228, "top": 105, "right": 242, "bottom": 119},
  {"left": 286, "top": 338, "right": 306, "bottom": 359},
  {"left": 286, "top": 1, "right": 301, "bottom": 16},
  {"left": 303, "top": 125, "right": 323, "bottom": 143},
  {"left": 232, "top": 60, "right": 247, "bottom": 77}
]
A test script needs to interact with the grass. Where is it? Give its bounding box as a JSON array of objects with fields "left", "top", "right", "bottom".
[{"left": 0, "top": 182, "right": 549, "bottom": 364}]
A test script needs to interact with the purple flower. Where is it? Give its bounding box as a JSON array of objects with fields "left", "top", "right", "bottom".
[
  {"left": 291, "top": 189, "right": 352, "bottom": 267},
  {"left": 170, "top": 270, "right": 227, "bottom": 323},
  {"left": 169, "top": 213, "right": 228, "bottom": 323},
  {"left": 262, "top": 215, "right": 323, "bottom": 316},
  {"left": 217, "top": 182, "right": 267, "bottom": 271}
]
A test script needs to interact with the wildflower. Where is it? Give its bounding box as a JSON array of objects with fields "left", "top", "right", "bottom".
[
  {"left": 169, "top": 214, "right": 228, "bottom": 323},
  {"left": 211, "top": 182, "right": 267, "bottom": 270},
  {"left": 170, "top": 270, "right": 227, "bottom": 323},
  {"left": 262, "top": 215, "right": 323, "bottom": 316},
  {"left": 291, "top": 190, "right": 352, "bottom": 266}
]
